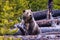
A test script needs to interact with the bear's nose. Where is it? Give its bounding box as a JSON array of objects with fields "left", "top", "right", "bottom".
[{"left": 30, "top": 15, "right": 31, "bottom": 16}]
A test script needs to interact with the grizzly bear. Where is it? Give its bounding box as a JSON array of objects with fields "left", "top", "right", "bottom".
[
  {"left": 22, "top": 9, "right": 41, "bottom": 35},
  {"left": 14, "top": 9, "right": 41, "bottom": 35}
]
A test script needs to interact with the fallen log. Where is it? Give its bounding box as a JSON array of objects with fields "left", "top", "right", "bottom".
[
  {"left": 36, "top": 19, "right": 60, "bottom": 27},
  {"left": 33, "top": 10, "right": 60, "bottom": 20}
]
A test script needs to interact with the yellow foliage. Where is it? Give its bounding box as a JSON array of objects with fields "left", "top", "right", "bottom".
[
  {"left": 0, "top": 28, "right": 6, "bottom": 34},
  {"left": 0, "top": 36, "right": 4, "bottom": 40},
  {"left": 0, "top": 0, "right": 29, "bottom": 35},
  {"left": 7, "top": 28, "right": 18, "bottom": 34},
  {"left": 9, "top": 12, "right": 14, "bottom": 17},
  {"left": 3, "top": 6, "right": 13, "bottom": 11},
  {"left": 2, "top": 19, "right": 8, "bottom": 24},
  {"left": 3, "top": 0, "right": 13, "bottom": 11},
  {"left": 7, "top": 37, "right": 13, "bottom": 40}
]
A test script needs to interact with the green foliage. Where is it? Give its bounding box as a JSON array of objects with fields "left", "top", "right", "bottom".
[
  {"left": 0, "top": 28, "right": 18, "bottom": 35},
  {"left": 7, "top": 28, "right": 18, "bottom": 35},
  {"left": 53, "top": 0, "right": 60, "bottom": 9},
  {"left": 0, "top": 0, "right": 29, "bottom": 35},
  {"left": 28, "top": 0, "right": 48, "bottom": 11}
]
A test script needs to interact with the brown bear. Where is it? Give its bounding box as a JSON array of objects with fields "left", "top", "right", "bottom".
[{"left": 21, "top": 9, "right": 41, "bottom": 35}]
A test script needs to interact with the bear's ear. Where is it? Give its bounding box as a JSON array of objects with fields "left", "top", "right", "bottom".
[
  {"left": 23, "top": 10, "right": 25, "bottom": 13},
  {"left": 31, "top": 9, "right": 32, "bottom": 11}
]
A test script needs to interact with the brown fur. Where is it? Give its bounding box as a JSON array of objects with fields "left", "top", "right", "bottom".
[{"left": 21, "top": 9, "right": 41, "bottom": 35}]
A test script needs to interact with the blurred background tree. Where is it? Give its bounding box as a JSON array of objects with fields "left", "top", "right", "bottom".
[
  {"left": 53, "top": 0, "right": 60, "bottom": 9},
  {"left": 27, "top": 0, "right": 48, "bottom": 11},
  {"left": 0, "top": 0, "right": 60, "bottom": 35}
]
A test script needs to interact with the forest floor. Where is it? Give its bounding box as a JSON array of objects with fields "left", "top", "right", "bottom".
[{"left": 0, "top": 34, "right": 60, "bottom": 40}]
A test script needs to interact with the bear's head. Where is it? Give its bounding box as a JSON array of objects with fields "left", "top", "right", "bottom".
[{"left": 23, "top": 9, "right": 33, "bottom": 22}]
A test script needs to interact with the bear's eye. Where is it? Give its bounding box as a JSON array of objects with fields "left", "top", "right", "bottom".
[{"left": 27, "top": 13, "right": 28, "bottom": 14}]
